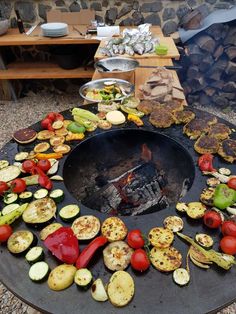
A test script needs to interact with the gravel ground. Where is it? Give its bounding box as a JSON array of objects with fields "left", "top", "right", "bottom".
[{"left": 0, "top": 90, "right": 236, "bottom": 314}]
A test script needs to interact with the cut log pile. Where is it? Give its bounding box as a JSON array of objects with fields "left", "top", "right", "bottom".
[{"left": 181, "top": 23, "right": 236, "bottom": 110}]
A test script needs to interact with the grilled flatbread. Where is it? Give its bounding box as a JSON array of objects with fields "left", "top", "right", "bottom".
[
  {"left": 183, "top": 118, "right": 210, "bottom": 140},
  {"left": 101, "top": 217, "right": 128, "bottom": 242},
  {"left": 194, "top": 134, "right": 220, "bottom": 154},
  {"left": 208, "top": 123, "right": 231, "bottom": 140},
  {"left": 173, "top": 110, "right": 195, "bottom": 124},
  {"left": 218, "top": 139, "right": 236, "bottom": 163},
  {"left": 148, "top": 227, "right": 174, "bottom": 248},
  {"left": 150, "top": 246, "right": 182, "bottom": 272},
  {"left": 149, "top": 109, "right": 174, "bottom": 128}
]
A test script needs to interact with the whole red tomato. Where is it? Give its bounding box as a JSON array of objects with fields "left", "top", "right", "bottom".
[
  {"left": 203, "top": 210, "right": 222, "bottom": 229},
  {"left": 37, "top": 159, "right": 51, "bottom": 173},
  {"left": 46, "top": 112, "right": 57, "bottom": 122},
  {"left": 55, "top": 113, "right": 64, "bottom": 121},
  {"left": 228, "top": 177, "right": 236, "bottom": 190},
  {"left": 22, "top": 160, "right": 36, "bottom": 173},
  {"left": 0, "top": 181, "right": 9, "bottom": 196},
  {"left": 131, "top": 249, "right": 150, "bottom": 272},
  {"left": 41, "top": 118, "right": 53, "bottom": 130},
  {"left": 220, "top": 236, "right": 236, "bottom": 255},
  {"left": 221, "top": 221, "right": 236, "bottom": 238},
  {"left": 10, "top": 178, "right": 26, "bottom": 193},
  {"left": 0, "top": 225, "right": 13, "bottom": 242},
  {"left": 127, "top": 229, "right": 145, "bottom": 249}
]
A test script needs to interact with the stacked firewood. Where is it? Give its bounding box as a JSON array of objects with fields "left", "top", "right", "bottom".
[{"left": 181, "top": 22, "right": 236, "bottom": 110}]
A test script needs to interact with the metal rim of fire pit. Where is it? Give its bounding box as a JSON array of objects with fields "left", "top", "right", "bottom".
[{"left": 0, "top": 107, "right": 236, "bottom": 314}]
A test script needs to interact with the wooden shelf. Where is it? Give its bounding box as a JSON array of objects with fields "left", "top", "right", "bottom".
[{"left": 0, "top": 62, "right": 94, "bottom": 79}]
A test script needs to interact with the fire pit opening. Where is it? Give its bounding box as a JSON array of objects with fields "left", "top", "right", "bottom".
[{"left": 63, "top": 129, "right": 195, "bottom": 216}]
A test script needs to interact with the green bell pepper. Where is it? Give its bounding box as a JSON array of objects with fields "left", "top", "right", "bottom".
[{"left": 213, "top": 184, "right": 236, "bottom": 210}]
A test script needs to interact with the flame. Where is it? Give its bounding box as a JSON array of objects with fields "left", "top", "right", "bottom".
[{"left": 126, "top": 173, "right": 133, "bottom": 184}]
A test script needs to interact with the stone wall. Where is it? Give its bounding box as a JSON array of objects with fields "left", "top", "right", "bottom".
[{"left": 0, "top": 0, "right": 235, "bottom": 35}]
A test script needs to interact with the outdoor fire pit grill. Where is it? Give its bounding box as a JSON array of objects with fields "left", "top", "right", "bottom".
[{"left": 0, "top": 107, "right": 236, "bottom": 314}]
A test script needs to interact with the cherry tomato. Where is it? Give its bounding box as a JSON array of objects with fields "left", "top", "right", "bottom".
[
  {"left": 37, "top": 159, "right": 51, "bottom": 173},
  {"left": 203, "top": 210, "right": 222, "bottom": 229},
  {"left": 55, "top": 113, "right": 64, "bottom": 121},
  {"left": 221, "top": 221, "right": 236, "bottom": 238},
  {"left": 131, "top": 249, "right": 150, "bottom": 272},
  {"left": 127, "top": 229, "right": 145, "bottom": 249},
  {"left": 46, "top": 112, "right": 57, "bottom": 122},
  {"left": 10, "top": 178, "right": 26, "bottom": 193},
  {"left": 198, "top": 154, "right": 216, "bottom": 172},
  {"left": 220, "top": 236, "right": 236, "bottom": 255},
  {"left": 0, "top": 181, "right": 9, "bottom": 196},
  {"left": 22, "top": 160, "right": 36, "bottom": 173},
  {"left": 0, "top": 225, "right": 13, "bottom": 242},
  {"left": 41, "top": 118, "right": 53, "bottom": 130},
  {"left": 228, "top": 177, "right": 236, "bottom": 190}
]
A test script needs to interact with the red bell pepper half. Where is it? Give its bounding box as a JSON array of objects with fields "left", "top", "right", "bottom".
[
  {"left": 76, "top": 236, "right": 108, "bottom": 269},
  {"left": 198, "top": 154, "right": 216, "bottom": 172},
  {"left": 31, "top": 166, "right": 53, "bottom": 190},
  {"left": 44, "top": 227, "right": 79, "bottom": 264}
]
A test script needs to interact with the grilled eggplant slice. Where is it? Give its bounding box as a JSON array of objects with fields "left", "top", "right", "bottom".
[
  {"left": 22, "top": 197, "right": 57, "bottom": 225},
  {"left": 195, "top": 234, "right": 214, "bottom": 249},
  {"left": 200, "top": 187, "right": 215, "bottom": 206},
  {"left": 72, "top": 215, "right": 100, "bottom": 240},
  {"left": 186, "top": 202, "right": 206, "bottom": 219},
  {"left": 39, "top": 222, "right": 62, "bottom": 240},
  {"left": 103, "top": 241, "right": 133, "bottom": 271},
  {"left": 163, "top": 216, "right": 184, "bottom": 233},
  {"left": 7, "top": 230, "right": 37, "bottom": 255}
]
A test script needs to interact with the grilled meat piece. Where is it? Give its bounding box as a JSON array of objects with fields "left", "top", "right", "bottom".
[
  {"left": 174, "top": 110, "right": 195, "bottom": 124},
  {"left": 194, "top": 135, "right": 220, "bottom": 154},
  {"left": 208, "top": 123, "right": 231, "bottom": 140},
  {"left": 218, "top": 139, "right": 236, "bottom": 163},
  {"left": 149, "top": 109, "right": 174, "bottom": 128},
  {"left": 183, "top": 118, "right": 210, "bottom": 139}
]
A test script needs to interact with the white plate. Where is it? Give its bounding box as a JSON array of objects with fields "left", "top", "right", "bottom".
[{"left": 41, "top": 23, "right": 68, "bottom": 31}]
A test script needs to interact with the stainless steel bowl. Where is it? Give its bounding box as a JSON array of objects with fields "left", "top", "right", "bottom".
[
  {"left": 94, "top": 57, "right": 139, "bottom": 81},
  {"left": 79, "top": 78, "right": 135, "bottom": 103}
]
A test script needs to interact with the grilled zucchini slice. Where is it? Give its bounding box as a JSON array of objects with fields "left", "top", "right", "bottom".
[
  {"left": 0, "top": 165, "right": 21, "bottom": 182},
  {"left": 101, "top": 217, "right": 127, "bottom": 242},
  {"left": 49, "top": 189, "right": 64, "bottom": 203},
  {"left": 59, "top": 204, "right": 80, "bottom": 222},
  {"left": 72, "top": 215, "right": 100, "bottom": 240},
  {"left": 173, "top": 268, "right": 190, "bottom": 286},
  {"left": 148, "top": 227, "right": 174, "bottom": 248},
  {"left": 195, "top": 233, "right": 214, "bottom": 249},
  {"left": 19, "top": 191, "right": 33, "bottom": 203},
  {"left": 74, "top": 268, "right": 93, "bottom": 288},
  {"left": 0, "top": 160, "right": 9, "bottom": 170},
  {"left": 39, "top": 222, "right": 62, "bottom": 240},
  {"left": 163, "top": 216, "right": 184, "bottom": 233},
  {"left": 7, "top": 230, "right": 37, "bottom": 254},
  {"left": 15, "top": 152, "right": 29, "bottom": 161},
  {"left": 34, "top": 189, "right": 49, "bottom": 200},
  {"left": 2, "top": 203, "right": 20, "bottom": 216},
  {"left": 4, "top": 193, "right": 18, "bottom": 205},
  {"left": 29, "top": 261, "right": 49, "bottom": 282},
  {"left": 22, "top": 198, "right": 57, "bottom": 225},
  {"left": 176, "top": 202, "right": 188, "bottom": 213},
  {"left": 200, "top": 187, "right": 215, "bottom": 206},
  {"left": 25, "top": 246, "right": 44, "bottom": 264},
  {"left": 186, "top": 202, "right": 206, "bottom": 219}
]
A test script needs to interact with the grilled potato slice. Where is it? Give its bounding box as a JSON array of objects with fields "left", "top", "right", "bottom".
[
  {"left": 200, "top": 187, "right": 215, "bottom": 206},
  {"left": 72, "top": 215, "right": 100, "bottom": 240},
  {"left": 163, "top": 216, "right": 184, "bottom": 233},
  {"left": 103, "top": 241, "right": 133, "bottom": 271},
  {"left": 186, "top": 202, "right": 206, "bottom": 219},
  {"left": 148, "top": 227, "right": 174, "bottom": 248},
  {"left": 34, "top": 142, "right": 50, "bottom": 153},
  {"left": 107, "top": 271, "right": 135, "bottom": 307},
  {"left": 37, "top": 130, "right": 55, "bottom": 140},
  {"left": 101, "top": 217, "right": 128, "bottom": 242},
  {"left": 150, "top": 246, "right": 182, "bottom": 272}
]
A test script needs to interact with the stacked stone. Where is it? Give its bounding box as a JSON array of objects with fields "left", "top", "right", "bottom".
[{"left": 0, "top": 0, "right": 235, "bottom": 36}]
